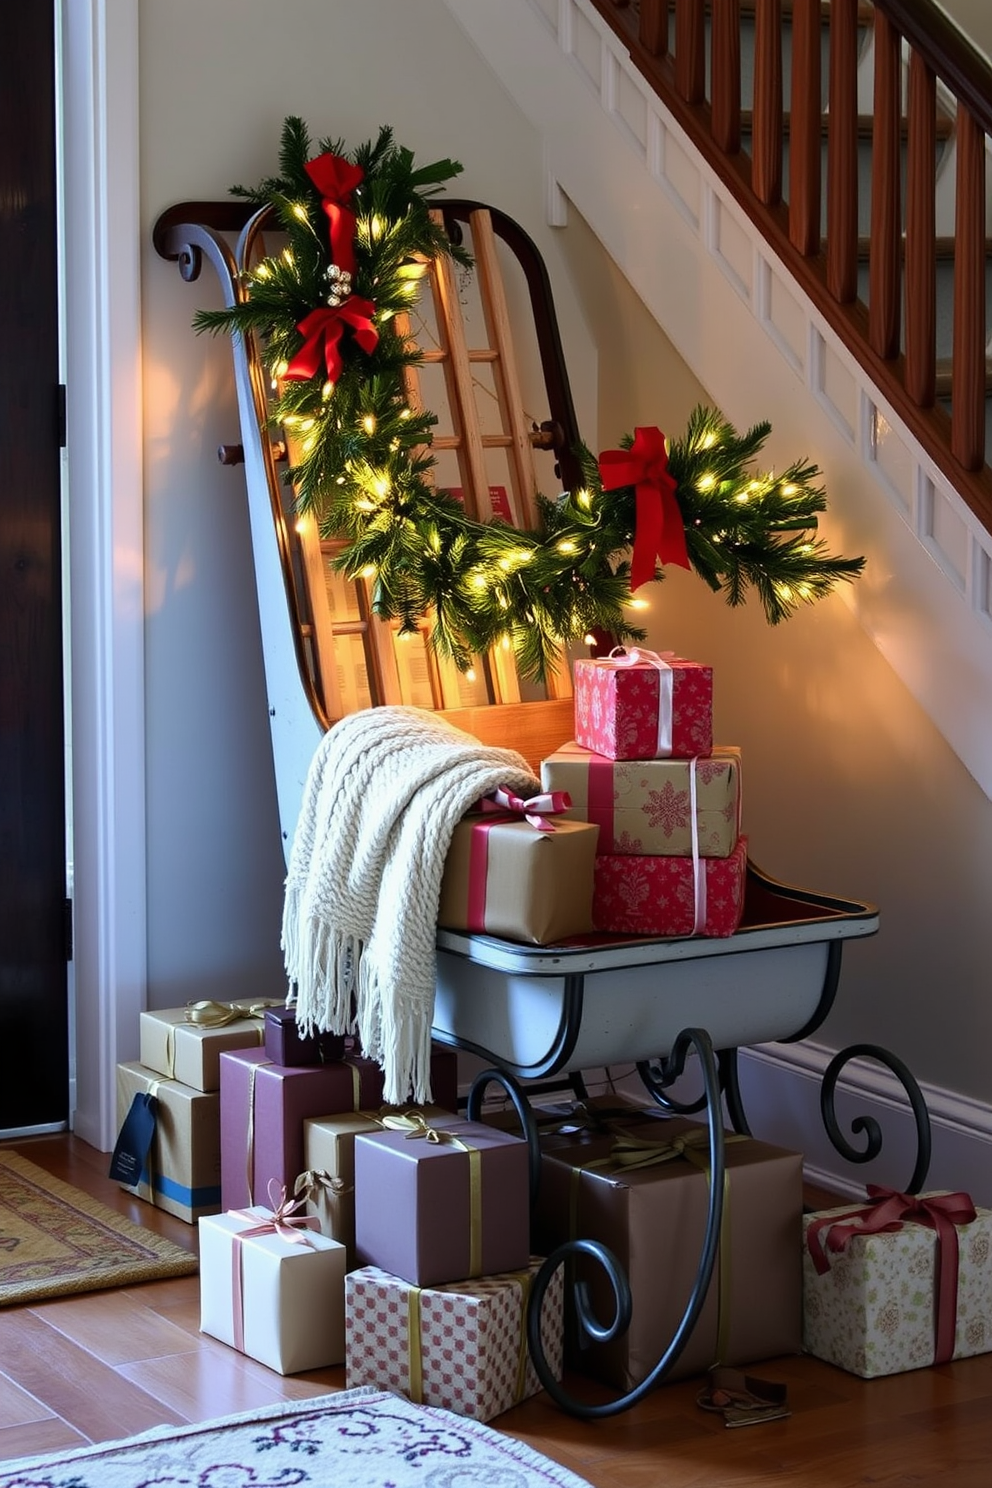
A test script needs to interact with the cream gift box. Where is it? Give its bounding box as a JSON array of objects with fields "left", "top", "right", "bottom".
[
  {"left": 802, "top": 1188, "right": 992, "bottom": 1378},
  {"left": 541, "top": 742, "right": 741, "bottom": 857},
  {"left": 139, "top": 1001, "right": 275, "bottom": 1092},
  {"left": 199, "top": 1200, "right": 347, "bottom": 1374},
  {"left": 345, "top": 1259, "right": 564, "bottom": 1421}
]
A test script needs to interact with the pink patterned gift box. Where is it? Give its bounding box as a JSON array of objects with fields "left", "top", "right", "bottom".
[
  {"left": 593, "top": 836, "right": 748, "bottom": 937},
  {"left": 345, "top": 1260, "right": 564, "bottom": 1421},
  {"left": 541, "top": 742, "right": 741, "bottom": 857},
  {"left": 573, "top": 652, "right": 713, "bottom": 760}
]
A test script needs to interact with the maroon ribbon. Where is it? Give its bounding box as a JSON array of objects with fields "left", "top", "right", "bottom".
[
  {"left": 598, "top": 426, "right": 690, "bottom": 590},
  {"left": 806, "top": 1185, "right": 977, "bottom": 1365},
  {"left": 305, "top": 151, "right": 363, "bottom": 278},
  {"left": 283, "top": 300, "right": 379, "bottom": 384}
]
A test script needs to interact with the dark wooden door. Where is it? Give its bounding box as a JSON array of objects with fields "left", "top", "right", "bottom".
[{"left": 0, "top": 0, "right": 68, "bottom": 1127}]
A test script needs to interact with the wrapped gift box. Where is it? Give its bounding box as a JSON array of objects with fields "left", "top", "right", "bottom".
[
  {"left": 593, "top": 836, "right": 748, "bottom": 937},
  {"left": 199, "top": 1203, "right": 346, "bottom": 1373},
  {"left": 300, "top": 1106, "right": 458, "bottom": 1265},
  {"left": 139, "top": 1002, "right": 272, "bottom": 1092},
  {"left": 534, "top": 1113, "right": 803, "bottom": 1389},
  {"left": 355, "top": 1118, "right": 530, "bottom": 1287},
  {"left": 541, "top": 742, "right": 741, "bottom": 857},
  {"left": 802, "top": 1192, "right": 992, "bottom": 1378},
  {"left": 115, "top": 1062, "right": 221, "bottom": 1223},
  {"left": 437, "top": 811, "right": 598, "bottom": 944},
  {"left": 573, "top": 653, "right": 713, "bottom": 761},
  {"left": 219, "top": 1045, "right": 459, "bottom": 1211},
  {"left": 263, "top": 1006, "right": 347, "bottom": 1068},
  {"left": 345, "top": 1259, "right": 564, "bottom": 1421}
]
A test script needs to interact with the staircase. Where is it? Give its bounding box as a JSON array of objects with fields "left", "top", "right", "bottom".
[{"left": 442, "top": 0, "right": 992, "bottom": 800}]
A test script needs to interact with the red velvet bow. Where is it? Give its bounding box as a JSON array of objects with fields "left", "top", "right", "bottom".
[
  {"left": 598, "top": 425, "right": 689, "bottom": 591},
  {"left": 806, "top": 1185, "right": 977, "bottom": 1365},
  {"left": 478, "top": 786, "right": 572, "bottom": 832},
  {"left": 283, "top": 299, "right": 379, "bottom": 384},
  {"left": 305, "top": 151, "right": 364, "bottom": 278}
]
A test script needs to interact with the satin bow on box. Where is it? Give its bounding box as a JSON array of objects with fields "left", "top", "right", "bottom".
[{"left": 476, "top": 786, "right": 572, "bottom": 833}]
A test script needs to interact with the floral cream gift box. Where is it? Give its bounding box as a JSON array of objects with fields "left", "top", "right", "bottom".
[
  {"left": 541, "top": 742, "right": 741, "bottom": 857},
  {"left": 345, "top": 1259, "right": 564, "bottom": 1421},
  {"left": 573, "top": 650, "right": 713, "bottom": 761},
  {"left": 199, "top": 1188, "right": 347, "bottom": 1374},
  {"left": 802, "top": 1186, "right": 991, "bottom": 1378}
]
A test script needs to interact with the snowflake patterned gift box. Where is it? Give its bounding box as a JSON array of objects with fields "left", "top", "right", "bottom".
[
  {"left": 593, "top": 835, "right": 748, "bottom": 937},
  {"left": 802, "top": 1186, "right": 992, "bottom": 1379},
  {"left": 345, "top": 1259, "right": 564, "bottom": 1421},
  {"left": 573, "top": 650, "right": 713, "bottom": 761},
  {"left": 199, "top": 1193, "right": 347, "bottom": 1374},
  {"left": 541, "top": 742, "right": 741, "bottom": 857},
  {"left": 354, "top": 1117, "right": 531, "bottom": 1288}
]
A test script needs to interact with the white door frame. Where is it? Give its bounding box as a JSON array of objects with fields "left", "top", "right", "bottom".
[{"left": 61, "top": 0, "right": 145, "bottom": 1150}]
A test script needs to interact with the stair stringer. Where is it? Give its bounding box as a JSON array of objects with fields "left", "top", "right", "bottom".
[{"left": 443, "top": 0, "right": 992, "bottom": 801}]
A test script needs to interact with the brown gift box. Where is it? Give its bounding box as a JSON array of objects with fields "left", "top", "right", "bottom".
[
  {"left": 299, "top": 1105, "right": 458, "bottom": 1266},
  {"left": 115, "top": 1061, "right": 221, "bottom": 1223},
  {"left": 534, "top": 1113, "right": 803, "bottom": 1388},
  {"left": 541, "top": 742, "right": 742, "bottom": 858},
  {"left": 437, "top": 813, "right": 599, "bottom": 944},
  {"left": 139, "top": 1002, "right": 273, "bottom": 1092}
]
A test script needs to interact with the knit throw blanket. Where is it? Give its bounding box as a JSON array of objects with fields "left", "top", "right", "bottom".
[{"left": 282, "top": 706, "right": 540, "bottom": 1105}]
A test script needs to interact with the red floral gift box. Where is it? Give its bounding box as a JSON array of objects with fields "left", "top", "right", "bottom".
[
  {"left": 593, "top": 836, "right": 748, "bottom": 938},
  {"left": 573, "top": 649, "right": 713, "bottom": 761}
]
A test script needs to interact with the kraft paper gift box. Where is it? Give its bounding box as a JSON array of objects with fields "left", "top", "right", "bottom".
[
  {"left": 573, "top": 652, "right": 713, "bottom": 761},
  {"left": 263, "top": 1006, "right": 347, "bottom": 1068},
  {"left": 354, "top": 1117, "right": 531, "bottom": 1287},
  {"left": 802, "top": 1189, "right": 992, "bottom": 1378},
  {"left": 541, "top": 742, "right": 741, "bottom": 858},
  {"left": 593, "top": 836, "right": 748, "bottom": 938},
  {"left": 199, "top": 1201, "right": 347, "bottom": 1374},
  {"left": 115, "top": 1061, "right": 221, "bottom": 1223},
  {"left": 299, "top": 1105, "right": 458, "bottom": 1265},
  {"left": 139, "top": 1001, "right": 276, "bottom": 1092},
  {"left": 219, "top": 1045, "right": 459, "bottom": 1212},
  {"left": 345, "top": 1259, "right": 564, "bottom": 1421},
  {"left": 437, "top": 811, "right": 599, "bottom": 944},
  {"left": 533, "top": 1114, "right": 803, "bottom": 1389}
]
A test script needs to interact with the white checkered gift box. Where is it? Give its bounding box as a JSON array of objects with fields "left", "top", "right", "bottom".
[{"left": 345, "top": 1258, "right": 564, "bottom": 1421}]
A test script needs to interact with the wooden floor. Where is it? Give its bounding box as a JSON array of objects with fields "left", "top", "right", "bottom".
[{"left": 0, "top": 1134, "right": 990, "bottom": 1486}]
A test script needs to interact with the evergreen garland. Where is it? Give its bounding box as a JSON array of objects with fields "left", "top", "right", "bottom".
[{"left": 195, "top": 116, "right": 865, "bottom": 682}]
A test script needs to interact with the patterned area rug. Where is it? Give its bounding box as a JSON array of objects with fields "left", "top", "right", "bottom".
[
  {"left": 0, "top": 1388, "right": 593, "bottom": 1488},
  {"left": 0, "top": 1149, "right": 197, "bottom": 1304}
]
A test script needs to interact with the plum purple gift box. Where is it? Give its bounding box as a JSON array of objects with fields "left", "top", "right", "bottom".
[
  {"left": 354, "top": 1115, "right": 531, "bottom": 1288},
  {"left": 219, "top": 1045, "right": 458, "bottom": 1212}
]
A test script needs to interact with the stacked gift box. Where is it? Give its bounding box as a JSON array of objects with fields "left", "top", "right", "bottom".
[
  {"left": 541, "top": 651, "right": 748, "bottom": 939},
  {"left": 112, "top": 997, "right": 284, "bottom": 1223}
]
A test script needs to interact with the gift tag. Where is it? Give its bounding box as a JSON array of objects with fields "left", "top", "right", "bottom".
[{"left": 107, "top": 1091, "right": 158, "bottom": 1184}]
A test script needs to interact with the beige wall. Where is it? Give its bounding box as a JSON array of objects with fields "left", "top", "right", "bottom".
[{"left": 938, "top": 0, "right": 992, "bottom": 64}]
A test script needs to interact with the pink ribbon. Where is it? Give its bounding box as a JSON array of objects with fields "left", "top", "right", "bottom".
[
  {"left": 806, "top": 1185, "right": 977, "bottom": 1365},
  {"left": 228, "top": 1180, "right": 319, "bottom": 1353},
  {"left": 602, "top": 647, "right": 677, "bottom": 757},
  {"left": 466, "top": 788, "right": 571, "bottom": 933}
]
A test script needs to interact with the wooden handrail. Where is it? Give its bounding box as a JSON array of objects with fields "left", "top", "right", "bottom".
[{"left": 596, "top": 0, "right": 992, "bottom": 529}]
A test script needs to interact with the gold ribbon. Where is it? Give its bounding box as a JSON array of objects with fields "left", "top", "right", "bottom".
[
  {"left": 509, "top": 1269, "right": 535, "bottom": 1403},
  {"left": 294, "top": 1168, "right": 351, "bottom": 1205},
  {"left": 569, "top": 1128, "right": 744, "bottom": 1366},
  {"left": 407, "top": 1286, "right": 424, "bottom": 1404},
  {"left": 184, "top": 998, "right": 283, "bottom": 1029},
  {"left": 393, "top": 1114, "right": 483, "bottom": 1278}
]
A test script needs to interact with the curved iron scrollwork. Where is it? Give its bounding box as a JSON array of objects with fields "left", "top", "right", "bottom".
[
  {"left": 821, "top": 1042, "right": 932, "bottom": 1195},
  {"left": 465, "top": 1067, "right": 543, "bottom": 1211},
  {"left": 526, "top": 1028, "right": 726, "bottom": 1418}
]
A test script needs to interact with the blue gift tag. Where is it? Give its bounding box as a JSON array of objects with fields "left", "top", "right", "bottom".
[{"left": 108, "top": 1092, "right": 158, "bottom": 1184}]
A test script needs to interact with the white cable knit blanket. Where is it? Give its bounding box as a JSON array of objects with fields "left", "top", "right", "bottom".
[{"left": 281, "top": 705, "right": 541, "bottom": 1105}]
